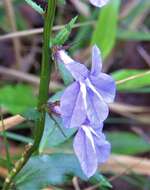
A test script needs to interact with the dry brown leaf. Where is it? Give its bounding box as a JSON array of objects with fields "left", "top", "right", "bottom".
[{"left": 101, "top": 154, "right": 150, "bottom": 176}]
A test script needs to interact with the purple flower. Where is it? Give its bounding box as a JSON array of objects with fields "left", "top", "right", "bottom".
[
  {"left": 56, "top": 45, "right": 116, "bottom": 128},
  {"left": 48, "top": 102, "right": 110, "bottom": 178},
  {"left": 53, "top": 45, "right": 113, "bottom": 178},
  {"left": 73, "top": 121, "right": 110, "bottom": 177}
]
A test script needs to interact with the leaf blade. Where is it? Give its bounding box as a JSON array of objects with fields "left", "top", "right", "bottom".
[{"left": 92, "top": 0, "right": 120, "bottom": 58}]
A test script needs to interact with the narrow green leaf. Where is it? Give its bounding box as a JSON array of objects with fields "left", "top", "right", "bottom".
[
  {"left": 112, "top": 69, "right": 150, "bottom": 91},
  {"left": 107, "top": 132, "right": 150, "bottom": 155},
  {"left": 25, "top": 0, "right": 45, "bottom": 14},
  {"left": 0, "top": 132, "right": 33, "bottom": 144},
  {"left": 92, "top": 0, "right": 120, "bottom": 58},
  {"left": 51, "top": 17, "right": 78, "bottom": 85},
  {"left": 50, "top": 16, "right": 78, "bottom": 47}
]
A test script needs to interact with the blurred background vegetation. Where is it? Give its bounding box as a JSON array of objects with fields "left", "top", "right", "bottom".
[{"left": 0, "top": 0, "right": 150, "bottom": 189}]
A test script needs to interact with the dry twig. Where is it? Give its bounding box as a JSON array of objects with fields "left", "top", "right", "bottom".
[
  {"left": 109, "top": 102, "right": 150, "bottom": 113},
  {"left": 0, "top": 65, "right": 63, "bottom": 91},
  {"left": 0, "top": 21, "right": 95, "bottom": 41},
  {"left": 72, "top": 177, "right": 81, "bottom": 190},
  {"left": 137, "top": 46, "right": 150, "bottom": 67},
  {"left": 3, "top": 0, "right": 22, "bottom": 69},
  {"left": 101, "top": 154, "right": 150, "bottom": 176},
  {"left": 84, "top": 154, "right": 150, "bottom": 190},
  {"left": 0, "top": 115, "right": 25, "bottom": 132}
]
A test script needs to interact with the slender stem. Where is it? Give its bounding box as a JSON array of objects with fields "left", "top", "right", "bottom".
[
  {"left": 33, "top": 0, "right": 56, "bottom": 150},
  {"left": 2, "top": 1, "right": 56, "bottom": 189},
  {"left": 0, "top": 109, "right": 12, "bottom": 171}
]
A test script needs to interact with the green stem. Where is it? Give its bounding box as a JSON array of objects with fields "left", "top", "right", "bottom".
[
  {"left": 33, "top": 0, "right": 56, "bottom": 151},
  {"left": 0, "top": 109, "right": 12, "bottom": 171},
  {"left": 2, "top": 1, "right": 56, "bottom": 189}
]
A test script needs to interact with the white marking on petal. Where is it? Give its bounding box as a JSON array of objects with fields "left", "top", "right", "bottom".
[
  {"left": 80, "top": 81, "right": 87, "bottom": 110},
  {"left": 58, "top": 50, "right": 74, "bottom": 64},
  {"left": 85, "top": 78, "right": 103, "bottom": 101},
  {"left": 82, "top": 125, "right": 96, "bottom": 152},
  {"left": 89, "top": 127, "right": 100, "bottom": 138}
]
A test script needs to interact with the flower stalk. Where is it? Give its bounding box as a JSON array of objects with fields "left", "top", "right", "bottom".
[{"left": 2, "top": 0, "right": 56, "bottom": 189}]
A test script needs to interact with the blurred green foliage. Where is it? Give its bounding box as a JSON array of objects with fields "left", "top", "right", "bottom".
[
  {"left": 0, "top": 84, "right": 37, "bottom": 114},
  {"left": 112, "top": 70, "right": 150, "bottom": 91},
  {"left": 92, "top": 0, "right": 120, "bottom": 58},
  {"left": 107, "top": 132, "right": 150, "bottom": 155}
]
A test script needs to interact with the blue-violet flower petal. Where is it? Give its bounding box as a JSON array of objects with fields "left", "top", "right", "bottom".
[{"left": 73, "top": 122, "right": 110, "bottom": 178}]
